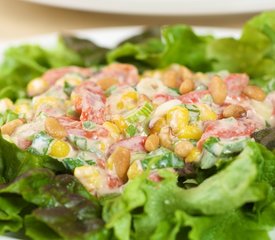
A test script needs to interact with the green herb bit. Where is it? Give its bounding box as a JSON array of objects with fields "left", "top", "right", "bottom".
[
  {"left": 126, "top": 124, "right": 137, "bottom": 137},
  {"left": 83, "top": 121, "right": 96, "bottom": 131},
  {"left": 63, "top": 81, "right": 75, "bottom": 97},
  {"left": 28, "top": 131, "right": 53, "bottom": 155},
  {"left": 141, "top": 147, "right": 184, "bottom": 170}
]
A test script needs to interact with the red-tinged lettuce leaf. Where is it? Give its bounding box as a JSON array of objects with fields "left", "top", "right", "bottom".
[
  {"left": 0, "top": 135, "right": 66, "bottom": 182},
  {"left": 0, "top": 168, "right": 108, "bottom": 240}
]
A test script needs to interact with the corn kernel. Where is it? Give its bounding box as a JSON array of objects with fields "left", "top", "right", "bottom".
[
  {"left": 98, "top": 142, "right": 106, "bottom": 152},
  {"left": 107, "top": 156, "right": 114, "bottom": 170},
  {"left": 121, "top": 91, "right": 138, "bottom": 101},
  {"left": 48, "top": 140, "right": 71, "bottom": 158},
  {"left": 33, "top": 96, "right": 60, "bottom": 110},
  {"left": 27, "top": 78, "right": 49, "bottom": 97},
  {"left": 177, "top": 124, "right": 202, "bottom": 140},
  {"left": 103, "top": 121, "right": 121, "bottom": 139},
  {"left": 185, "top": 147, "right": 201, "bottom": 163},
  {"left": 70, "top": 91, "right": 78, "bottom": 102},
  {"left": 198, "top": 104, "right": 217, "bottom": 121},
  {"left": 121, "top": 91, "right": 138, "bottom": 110},
  {"left": 150, "top": 117, "right": 166, "bottom": 134},
  {"left": 14, "top": 104, "right": 31, "bottom": 115},
  {"left": 127, "top": 161, "right": 143, "bottom": 180},
  {"left": 74, "top": 166, "right": 101, "bottom": 190},
  {"left": 111, "top": 115, "right": 127, "bottom": 132},
  {"left": 116, "top": 101, "right": 124, "bottom": 110},
  {"left": 0, "top": 98, "right": 13, "bottom": 113},
  {"left": 166, "top": 106, "right": 189, "bottom": 133}
]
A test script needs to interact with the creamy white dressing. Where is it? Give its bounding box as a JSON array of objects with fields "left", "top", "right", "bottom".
[
  {"left": 136, "top": 78, "right": 175, "bottom": 99},
  {"left": 11, "top": 119, "right": 45, "bottom": 146},
  {"left": 149, "top": 99, "right": 182, "bottom": 128}
]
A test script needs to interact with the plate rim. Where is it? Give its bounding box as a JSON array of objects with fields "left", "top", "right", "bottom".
[{"left": 25, "top": 0, "right": 275, "bottom": 16}]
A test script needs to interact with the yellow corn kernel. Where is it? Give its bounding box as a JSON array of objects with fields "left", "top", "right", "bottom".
[
  {"left": 98, "top": 142, "right": 106, "bottom": 152},
  {"left": 70, "top": 91, "right": 78, "bottom": 102},
  {"left": 121, "top": 91, "right": 138, "bottom": 101},
  {"left": 122, "top": 91, "right": 138, "bottom": 110},
  {"left": 150, "top": 117, "right": 166, "bottom": 134},
  {"left": 107, "top": 156, "right": 114, "bottom": 170},
  {"left": 62, "top": 77, "right": 82, "bottom": 87},
  {"left": 103, "top": 121, "right": 121, "bottom": 139},
  {"left": 177, "top": 124, "right": 202, "bottom": 140},
  {"left": 0, "top": 98, "right": 13, "bottom": 113},
  {"left": 166, "top": 106, "right": 189, "bottom": 133},
  {"left": 27, "top": 78, "right": 49, "bottom": 97},
  {"left": 33, "top": 96, "right": 60, "bottom": 110},
  {"left": 198, "top": 104, "right": 217, "bottom": 121},
  {"left": 116, "top": 101, "right": 124, "bottom": 110},
  {"left": 127, "top": 161, "right": 143, "bottom": 180},
  {"left": 111, "top": 115, "right": 127, "bottom": 132},
  {"left": 48, "top": 140, "right": 71, "bottom": 158},
  {"left": 185, "top": 147, "right": 201, "bottom": 163},
  {"left": 74, "top": 166, "right": 101, "bottom": 190},
  {"left": 14, "top": 103, "right": 31, "bottom": 115}
]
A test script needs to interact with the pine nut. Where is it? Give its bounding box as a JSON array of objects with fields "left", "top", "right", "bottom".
[
  {"left": 243, "top": 85, "right": 266, "bottom": 101},
  {"left": 97, "top": 78, "right": 118, "bottom": 91},
  {"left": 159, "top": 126, "right": 173, "bottom": 150},
  {"left": 223, "top": 104, "right": 246, "bottom": 118},
  {"left": 45, "top": 117, "right": 68, "bottom": 139},
  {"left": 1, "top": 119, "right": 24, "bottom": 135},
  {"left": 145, "top": 134, "right": 160, "bottom": 152},
  {"left": 109, "top": 146, "right": 131, "bottom": 183},
  {"left": 209, "top": 76, "right": 227, "bottom": 105},
  {"left": 163, "top": 70, "right": 178, "bottom": 88},
  {"left": 174, "top": 140, "right": 194, "bottom": 158},
  {"left": 179, "top": 77, "right": 195, "bottom": 94}
]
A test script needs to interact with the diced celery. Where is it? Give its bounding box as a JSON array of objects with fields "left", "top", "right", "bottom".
[
  {"left": 68, "top": 135, "right": 88, "bottom": 150},
  {"left": 200, "top": 137, "right": 250, "bottom": 169},
  {"left": 63, "top": 158, "right": 95, "bottom": 171},
  {"left": 126, "top": 124, "right": 137, "bottom": 137},
  {"left": 63, "top": 81, "right": 74, "bottom": 97},
  {"left": 28, "top": 132, "right": 53, "bottom": 155},
  {"left": 82, "top": 121, "right": 96, "bottom": 131},
  {"left": 141, "top": 147, "right": 184, "bottom": 170},
  {"left": 126, "top": 102, "right": 154, "bottom": 124}
]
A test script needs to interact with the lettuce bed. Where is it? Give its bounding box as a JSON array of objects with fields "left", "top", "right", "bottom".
[{"left": 0, "top": 11, "right": 275, "bottom": 240}]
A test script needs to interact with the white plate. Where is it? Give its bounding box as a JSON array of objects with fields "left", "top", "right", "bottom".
[
  {"left": 26, "top": 0, "right": 275, "bottom": 16},
  {"left": 0, "top": 26, "right": 274, "bottom": 240}
]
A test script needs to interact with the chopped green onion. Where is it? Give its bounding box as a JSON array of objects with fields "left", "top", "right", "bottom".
[{"left": 126, "top": 124, "right": 137, "bottom": 137}]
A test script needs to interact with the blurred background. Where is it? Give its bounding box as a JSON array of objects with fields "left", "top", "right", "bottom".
[{"left": 0, "top": 0, "right": 266, "bottom": 42}]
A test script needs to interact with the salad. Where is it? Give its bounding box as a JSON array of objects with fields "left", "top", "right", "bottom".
[{"left": 0, "top": 11, "right": 275, "bottom": 240}]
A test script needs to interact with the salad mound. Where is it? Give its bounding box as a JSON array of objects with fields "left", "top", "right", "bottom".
[
  {"left": 1, "top": 63, "right": 274, "bottom": 197},
  {"left": 0, "top": 11, "right": 275, "bottom": 240}
]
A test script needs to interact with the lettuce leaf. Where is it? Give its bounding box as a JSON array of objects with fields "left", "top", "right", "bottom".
[
  {"left": 0, "top": 36, "right": 108, "bottom": 100},
  {"left": 208, "top": 11, "right": 275, "bottom": 92},
  {"left": 107, "top": 25, "right": 212, "bottom": 72},
  {"left": 0, "top": 135, "right": 66, "bottom": 182},
  {"left": 0, "top": 168, "right": 109, "bottom": 240},
  {"left": 103, "top": 142, "right": 275, "bottom": 240}
]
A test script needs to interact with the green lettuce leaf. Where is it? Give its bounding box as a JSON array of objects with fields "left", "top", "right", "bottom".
[
  {"left": 0, "top": 135, "right": 66, "bottom": 182},
  {"left": 208, "top": 11, "right": 275, "bottom": 92},
  {"left": 107, "top": 25, "right": 212, "bottom": 72},
  {"left": 103, "top": 142, "right": 275, "bottom": 240}
]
